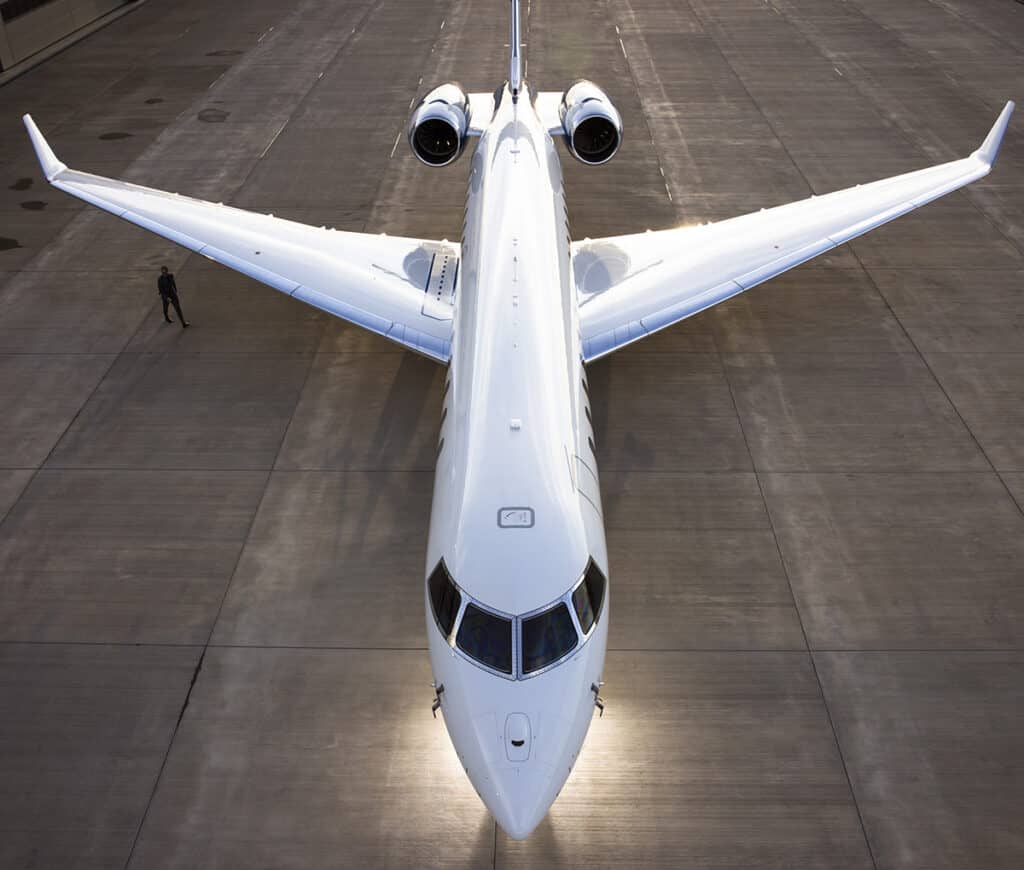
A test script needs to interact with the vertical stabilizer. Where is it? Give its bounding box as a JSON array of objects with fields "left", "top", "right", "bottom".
[{"left": 509, "top": 0, "right": 522, "bottom": 101}]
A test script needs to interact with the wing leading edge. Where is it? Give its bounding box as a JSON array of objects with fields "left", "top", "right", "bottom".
[
  {"left": 574, "top": 101, "right": 1015, "bottom": 361},
  {"left": 23, "top": 115, "right": 457, "bottom": 362}
]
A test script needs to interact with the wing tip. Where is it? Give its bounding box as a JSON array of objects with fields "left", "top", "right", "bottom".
[
  {"left": 972, "top": 100, "right": 1015, "bottom": 167},
  {"left": 22, "top": 114, "right": 67, "bottom": 182}
]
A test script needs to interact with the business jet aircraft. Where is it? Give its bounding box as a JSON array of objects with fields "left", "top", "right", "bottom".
[{"left": 24, "top": 0, "right": 1013, "bottom": 839}]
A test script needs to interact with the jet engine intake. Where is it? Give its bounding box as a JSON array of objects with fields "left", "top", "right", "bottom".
[
  {"left": 560, "top": 80, "right": 623, "bottom": 165},
  {"left": 408, "top": 83, "right": 470, "bottom": 167}
]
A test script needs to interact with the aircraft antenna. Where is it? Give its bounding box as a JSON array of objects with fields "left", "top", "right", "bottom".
[{"left": 509, "top": 0, "right": 522, "bottom": 102}]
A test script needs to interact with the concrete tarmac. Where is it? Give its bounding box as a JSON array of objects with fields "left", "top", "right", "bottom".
[{"left": 0, "top": 0, "right": 1022, "bottom": 868}]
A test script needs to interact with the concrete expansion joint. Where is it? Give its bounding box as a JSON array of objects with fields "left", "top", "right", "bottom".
[{"left": 175, "top": 648, "right": 207, "bottom": 731}]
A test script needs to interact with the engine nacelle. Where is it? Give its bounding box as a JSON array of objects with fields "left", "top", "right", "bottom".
[
  {"left": 407, "top": 83, "right": 470, "bottom": 167},
  {"left": 560, "top": 80, "right": 623, "bottom": 165}
]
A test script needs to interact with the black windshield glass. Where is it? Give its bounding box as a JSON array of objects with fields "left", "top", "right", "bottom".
[
  {"left": 572, "top": 561, "right": 606, "bottom": 634},
  {"left": 428, "top": 562, "right": 461, "bottom": 637},
  {"left": 456, "top": 604, "right": 513, "bottom": 674},
  {"left": 521, "top": 603, "right": 578, "bottom": 674}
]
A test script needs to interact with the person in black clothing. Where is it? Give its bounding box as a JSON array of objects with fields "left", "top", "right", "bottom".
[{"left": 157, "top": 266, "right": 190, "bottom": 327}]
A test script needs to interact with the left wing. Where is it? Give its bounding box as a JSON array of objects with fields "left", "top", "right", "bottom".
[
  {"left": 23, "top": 115, "right": 458, "bottom": 362},
  {"left": 574, "top": 101, "right": 1014, "bottom": 361}
]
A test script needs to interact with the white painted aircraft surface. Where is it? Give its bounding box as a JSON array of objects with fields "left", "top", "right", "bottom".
[{"left": 24, "top": 0, "right": 1013, "bottom": 840}]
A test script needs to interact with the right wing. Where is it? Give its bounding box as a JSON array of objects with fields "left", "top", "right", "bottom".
[
  {"left": 574, "top": 101, "right": 1014, "bottom": 361},
  {"left": 24, "top": 115, "right": 458, "bottom": 362}
]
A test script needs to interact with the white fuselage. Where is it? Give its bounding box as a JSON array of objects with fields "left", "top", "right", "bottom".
[{"left": 424, "top": 85, "right": 609, "bottom": 839}]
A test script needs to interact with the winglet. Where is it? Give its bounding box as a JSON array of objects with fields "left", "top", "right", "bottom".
[
  {"left": 972, "top": 101, "right": 1015, "bottom": 166},
  {"left": 22, "top": 114, "right": 67, "bottom": 181}
]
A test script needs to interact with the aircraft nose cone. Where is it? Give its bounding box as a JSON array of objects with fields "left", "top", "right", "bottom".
[{"left": 489, "top": 766, "right": 555, "bottom": 840}]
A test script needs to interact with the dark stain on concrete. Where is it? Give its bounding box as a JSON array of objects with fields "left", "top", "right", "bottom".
[
  {"left": 0, "top": 238, "right": 22, "bottom": 251},
  {"left": 99, "top": 131, "right": 133, "bottom": 141},
  {"left": 10, "top": 178, "right": 33, "bottom": 191},
  {"left": 145, "top": 97, "right": 164, "bottom": 105},
  {"left": 198, "top": 108, "right": 230, "bottom": 123},
  {"left": 206, "top": 49, "right": 243, "bottom": 57},
  {"left": 20, "top": 201, "right": 47, "bottom": 211}
]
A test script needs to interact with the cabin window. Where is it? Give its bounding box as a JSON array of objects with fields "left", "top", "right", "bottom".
[
  {"left": 457, "top": 604, "right": 513, "bottom": 674},
  {"left": 521, "top": 603, "right": 578, "bottom": 674},
  {"left": 572, "top": 560, "right": 606, "bottom": 634},
  {"left": 428, "top": 561, "right": 461, "bottom": 638}
]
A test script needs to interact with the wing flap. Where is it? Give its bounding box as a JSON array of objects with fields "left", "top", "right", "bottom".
[{"left": 576, "top": 101, "right": 1014, "bottom": 361}]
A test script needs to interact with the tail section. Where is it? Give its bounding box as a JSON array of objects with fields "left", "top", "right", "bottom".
[{"left": 509, "top": 0, "right": 522, "bottom": 101}]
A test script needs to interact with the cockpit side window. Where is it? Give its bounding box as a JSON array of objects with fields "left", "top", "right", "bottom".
[
  {"left": 456, "top": 604, "right": 513, "bottom": 674},
  {"left": 428, "top": 561, "right": 461, "bottom": 638},
  {"left": 521, "top": 603, "right": 578, "bottom": 674},
  {"left": 572, "top": 560, "right": 606, "bottom": 634}
]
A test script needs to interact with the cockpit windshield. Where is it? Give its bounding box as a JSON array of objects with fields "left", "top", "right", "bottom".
[
  {"left": 428, "top": 558, "right": 607, "bottom": 679},
  {"left": 521, "top": 602, "right": 578, "bottom": 674},
  {"left": 571, "top": 560, "right": 606, "bottom": 634},
  {"left": 428, "top": 561, "right": 461, "bottom": 638},
  {"left": 456, "top": 604, "right": 513, "bottom": 674}
]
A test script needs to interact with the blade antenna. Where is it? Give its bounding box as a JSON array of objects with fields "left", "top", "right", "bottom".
[{"left": 509, "top": 0, "right": 522, "bottom": 102}]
